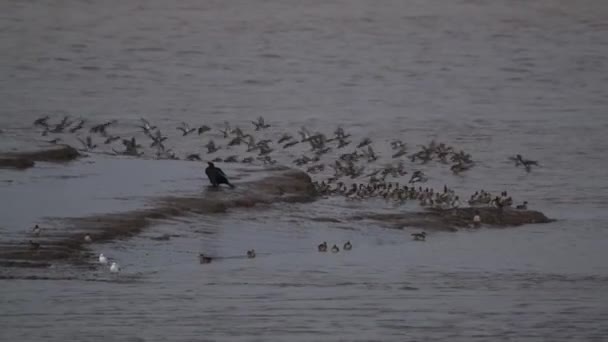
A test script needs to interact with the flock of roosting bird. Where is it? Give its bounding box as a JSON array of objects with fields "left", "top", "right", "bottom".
[{"left": 22, "top": 115, "right": 539, "bottom": 270}]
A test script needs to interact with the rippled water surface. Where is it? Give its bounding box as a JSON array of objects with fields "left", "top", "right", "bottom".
[{"left": 1, "top": 0, "right": 608, "bottom": 341}]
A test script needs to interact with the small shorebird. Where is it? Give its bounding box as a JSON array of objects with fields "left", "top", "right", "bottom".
[
  {"left": 99, "top": 253, "right": 108, "bottom": 264},
  {"left": 318, "top": 242, "right": 328, "bottom": 252},
  {"left": 247, "top": 249, "right": 256, "bottom": 258},
  {"left": 331, "top": 244, "right": 340, "bottom": 253}
]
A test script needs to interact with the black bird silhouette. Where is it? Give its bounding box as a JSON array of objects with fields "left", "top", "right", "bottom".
[{"left": 205, "top": 162, "right": 235, "bottom": 188}]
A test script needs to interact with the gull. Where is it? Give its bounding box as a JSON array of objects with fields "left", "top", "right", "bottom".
[
  {"left": 252, "top": 116, "right": 270, "bottom": 130},
  {"left": 258, "top": 144, "right": 274, "bottom": 156},
  {"left": 337, "top": 138, "right": 351, "bottom": 149},
  {"left": 510, "top": 154, "right": 539, "bottom": 172},
  {"left": 409, "top": 171, "right": 428, "bottom": 184},
  {"left": 205, "top": 140, "right": 220, "bottom": 154},
  {"left": 34, "top": 116, "right": 50, "bottom": 127},
  {"left": 357, "top": 137, "right": 372, "bottom": 148},
  {"left": 110, "top": 262, "right": 120, "bottom": 273},
  {"left": 139, "top": 118, "right": 157, "bottom": 134},
  {"left": 365, "top": 146, "right": 378, "bottom": 162},
  {"left": 224, "top": 155, "right": 239, "bottom": 163},
  {"left": 77, "top": 136, "right": 97, "bottom": 151},
  {"left": 148, "top": 130, "right": 168, "bottom": 149},
  {"left": 50, "top": 116, "right": 72, "bottom": 133},
  {"left": 104, "top": 135, "right": 121, "bottom": 144},
  {"left": 198, "top": 125, "right": 211, "bottom": 135},
  {"left": 392, "top": 146, "right": 408, "bottom": 158},
  {"left": 277, "top": 133, "right": 293, "bottom": 144},
  {"left": 90, "top": 120, "right": 116, "bottom": 136},
  {"left": 69, "top": 119, "right": 85, "bottom": 133},
  {"left": 334, "top": 127, "right": 351, "bottom": 139},
  {"left": 84, "top": 234, "right": 93, "bottom": 243},
  {"left": 99, "top": 253, "right": 108, "bottom": 264},
  {"left": 390, "top": 140, "right": 406, "bottom": 150},
  {"left": 283, "top": 141, "right": 299, "bottom": 148},
  {"left": 246, "top": 136, "right": 258, "bottom": 152},
  {"left": 186, "top": 153, "right": 201, "bottom": 161},
  {"left": 219, "top": 121, "right": 234, "bottom": 138},
  {"left": 177, "top": 122, "right": 196, "bottom": 136},
  {"left": 228, "top": 136, "right": 244, "bottom": 146},
  {"left": 298, "top": 126, "right": 312, "bottom": 142}
]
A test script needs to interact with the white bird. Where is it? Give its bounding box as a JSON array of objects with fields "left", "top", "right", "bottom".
[
  {"left": 99, "top": 253, "right": 108, "bottom": 265},
  {"left": 84, "top": 234, "right": 92, "bottom": 243},
  {"left": 110, "top": 262, "right": 120, "bottom": 273}
]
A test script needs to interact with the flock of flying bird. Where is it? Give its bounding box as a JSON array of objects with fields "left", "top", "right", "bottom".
[{"left": 30, "top": 114, "right": 540, "bottom": 208}]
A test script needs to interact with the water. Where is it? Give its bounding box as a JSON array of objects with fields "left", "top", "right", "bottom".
[{"left": 1, "top": 0, "right": 608, "bottom": 340}]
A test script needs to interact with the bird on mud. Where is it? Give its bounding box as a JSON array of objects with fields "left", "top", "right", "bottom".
[
  {"left": 318, "top": 242, "right": 328, "bottom": 252},
  {"left": 247, "top": 249, "right": 256, "bottom": 258},
  {"left": 343, "top": 241, "right": 352, "bottom": 251},
  {"left": 331, "top": 244, "right": 340, "bottom": 253},
  {"left": 205, "top": 162, "right": 235, "bottom": 188},
  {"left": 99, "top": 253, "right": 108, "bottom": 264}
]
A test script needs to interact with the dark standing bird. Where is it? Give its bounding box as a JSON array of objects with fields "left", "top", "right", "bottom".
[{"left": 205, "top": 162, "right": 235, "bottom": 188}]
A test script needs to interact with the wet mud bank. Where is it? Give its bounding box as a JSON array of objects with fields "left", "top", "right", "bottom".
[
  {"left": 353, "top": 207, "right": 553, "bottom": 231},
  {"left": 0, "top": 167, "right": 317, "bottom": 267},
  {"left": 0, "top": 145, "right": 80, "bottom": 169}
]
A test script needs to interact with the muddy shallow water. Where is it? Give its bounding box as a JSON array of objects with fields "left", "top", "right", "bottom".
[{"left": 2, "top": 0, "right": 608, "bottom": 341}]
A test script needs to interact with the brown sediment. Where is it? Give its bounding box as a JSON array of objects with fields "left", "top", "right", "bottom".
[
  {"left": 352, "top": 207, "right": 553, "bottom": 231},
  {"left": 0, "top": 168, "right": 318, "bottom": 267},
  {"left": 0, "top": 145, "right": 80, "bottom": 169}
]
